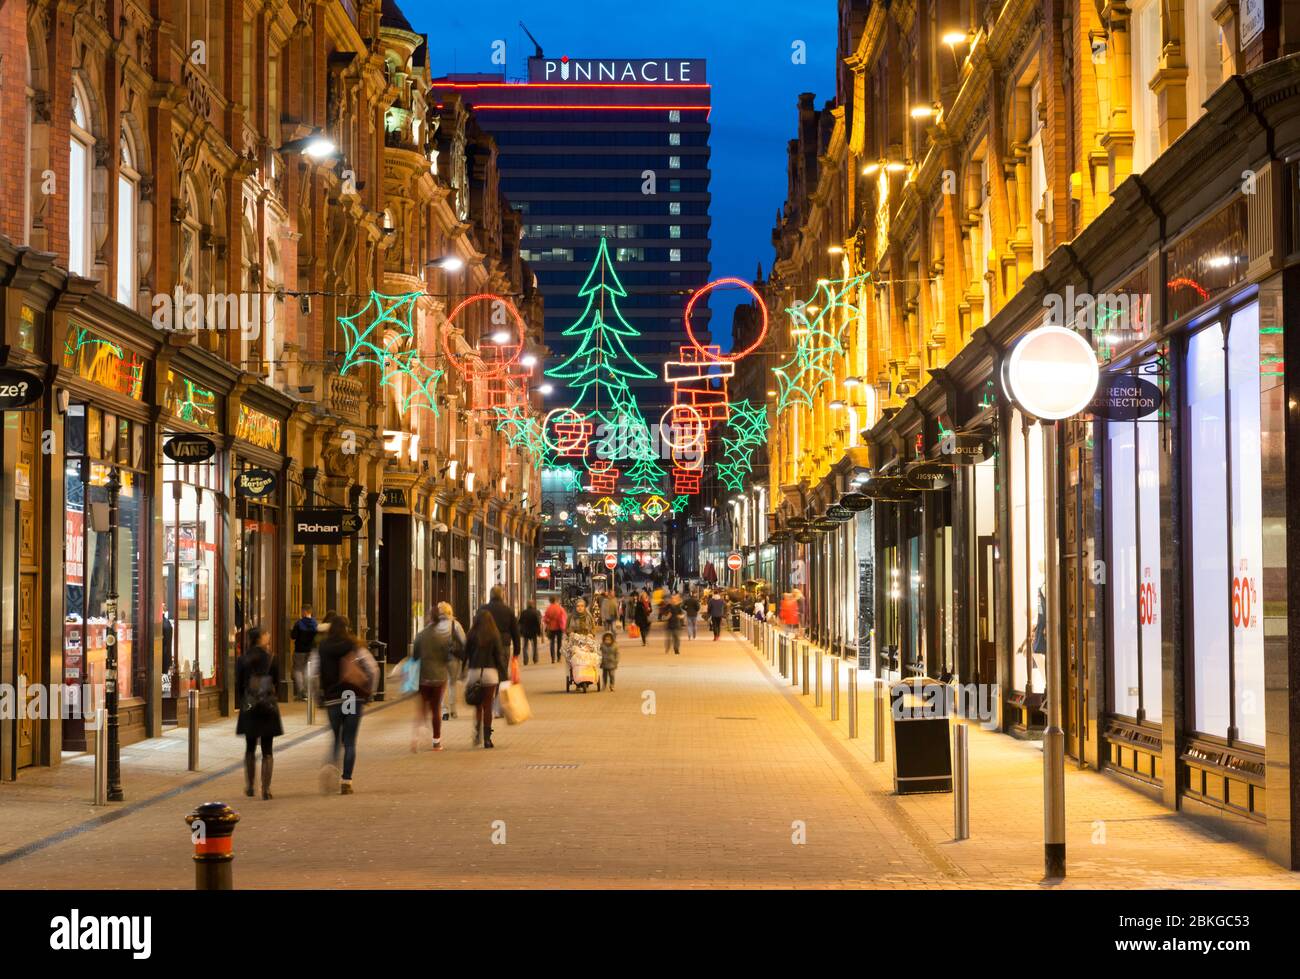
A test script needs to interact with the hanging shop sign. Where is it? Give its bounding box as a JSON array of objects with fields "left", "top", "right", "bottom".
[
  {"left": 862, "top": 476, "right": 915, "bottom": 498},
  {"left": 294, "top": 508, "right": 363, "bottom": 543},
  {"left": 905, "top": 462, "right": 952, "bottom": 491},
  {"left": 839, "top": 493, "right": 872, "bottom": 511},
  {"left": 786, "top": 516, "right": 810, "bottom": 530},
  {"left": 235, "top": 468, "right": 277, "bottom": 499},
  {"left": 0, "top": 368, "right": 45, "bottom": 409},
  {"left": 163, "top": 433, "right": 217, "bottom": 463},
  {"left": 825, "top": 504, "right": 855, "bottom": 521},
  {"left": 1088, "top": 374, "right": 1163, "bottom": 421},
  {"left": 381, "top": 487, "right": 409, "bottom": 509},
  {"left": 1002, "top": 325, "right": 1100, "bottom": 420},
  {"left": 794, "top": 530, "right": 818, "bottom": 544},
  {"left": 933, "top": 432, "right": 992, "bottom": 464},
  {"left": 766, "top": 530, "right": 791, "bottom": 544},
  {"left": 811, "top": 518, "right": 838, "bottom": 532}
]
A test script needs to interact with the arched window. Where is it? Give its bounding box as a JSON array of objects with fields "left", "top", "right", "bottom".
[
  {"left": 116, "top": 128, "right": 139, "bottom": 306},
  {"left": 69, "top": 81, "right": 94, "bottom": 277}
]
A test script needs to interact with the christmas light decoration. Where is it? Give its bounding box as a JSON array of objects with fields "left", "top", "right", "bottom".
[
  {"left": 640, "top": 494, "right": 670, "bottom": 520},
  {"left": 441, "top": 293, "right": 526, "bottom": 381},
  {"left": 670, "top": 495, "right": 690, "bottom": 514},
  {"left": 772, "top": 274, "right": 871, "bottom": 412},
  {"left": 338, "top": 291, "right": 444, "bottom": 417},
  {"left": 683, "top": 277, "right": 768, "bottom": 362}
]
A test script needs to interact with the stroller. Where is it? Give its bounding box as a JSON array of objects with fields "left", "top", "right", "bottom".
[{"left": 564, "top": 633, "right": 601, "bottom": 693}]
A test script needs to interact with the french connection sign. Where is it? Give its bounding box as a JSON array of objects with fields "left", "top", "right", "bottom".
[{"left": 530, "top": 57, "right": 706, "bottom": 84}]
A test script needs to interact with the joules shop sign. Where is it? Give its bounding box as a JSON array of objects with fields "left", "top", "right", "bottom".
[{"left": 532, "top": 58, "right": 706, "bottom": 84}]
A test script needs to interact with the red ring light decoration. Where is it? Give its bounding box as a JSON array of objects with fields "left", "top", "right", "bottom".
[
  {"left": 441, "top": 293, "right": 526, "bottom": 380},
  {"left": 658, "top": 404, "right": 706, "bottom": 453},
  {"left": 540, "top": 407, "right": 587, "bottom": 454},
  {"left": 683, "top": 278, "right": 768, "bottom": 362}
]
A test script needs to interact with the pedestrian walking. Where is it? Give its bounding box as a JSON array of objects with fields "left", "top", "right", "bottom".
[
  {"left": 633, "top": 592, "right": 652, "bottom": 645},
  {"left": 317, "top": 615, "right": 374, "bottom": 795},
  {"left": 236, "top": 627, "right": 283, "bottom": 800},
  {"left": 543, "top": 596, "right": 567, "bottom": 663},
  {"left": 289, "top": 606, "right": 318, "bottom": 701},
  {"left": 598, "top": 631, "right": 620, "bottom": 691},
  {"left": 659, "top": 593, "right": 685, "bottom": 654},
  {"left": 519, "top": 599, "right": 542, "bottom": 665},
  {"left": 707, "top": 590, "right": 726, "bottom": 641},
  {"left": 411, "top": 602, "right": 464, "bottom": 752},
  {"left": 780, "top": 591, "right": 800, "bottom": 637},
  {"left": 682, "top": 590, "right": 700, "bottom": 640},
  {"left": 464, "top": 608, "right": 509, "bottom": 749},
  {"left": 567, "top": 597, "right": 597, "bottom": 637},
  {"left": 753, "top": 596, "right": 767, "bottom": 622},
  {"left": 599, "top": 591, "right": 619, "bottom": 633},
  {"left": 481, "top": 585, "right": 521, "bottom": 661}
]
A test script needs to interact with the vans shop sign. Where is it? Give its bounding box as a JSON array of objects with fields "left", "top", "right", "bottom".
[
  {"left": 163, "top": 433, "right": 216, "bottom": 462},
  {"left": 294, "top": 508, "right": 363, "bottom": 543}
]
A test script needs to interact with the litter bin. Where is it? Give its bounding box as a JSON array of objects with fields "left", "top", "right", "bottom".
[
  {"left": 369, "top": 640, "right": 388, "bottom": 702},
  {"left": 890, "top": 676, "right": 952, "bottom": 794}
]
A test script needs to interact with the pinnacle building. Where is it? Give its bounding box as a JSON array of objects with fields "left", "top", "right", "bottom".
[{"left": 431, "top": 57, "right": 714, "bottom": 421}]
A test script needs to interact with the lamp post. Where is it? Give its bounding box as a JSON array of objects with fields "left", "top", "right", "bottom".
[
  {"left": 1002, "top": 324, "right": 1099, "bottom": 880},
  {"left": 104, "top": 467, "right": 124, "bottom": 802}
]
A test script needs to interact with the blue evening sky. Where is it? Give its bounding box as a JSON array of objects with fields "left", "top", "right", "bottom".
[{"left": 413, "top": 0, "right": 837, "bottom": 339}]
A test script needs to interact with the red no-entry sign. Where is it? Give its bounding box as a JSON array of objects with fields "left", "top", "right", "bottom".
[
  {"left": 604, "top": 552, "right": 618, "bottom": 570},
  {"left": 727, "top": 552, "right": 743, "bottom": 572}
]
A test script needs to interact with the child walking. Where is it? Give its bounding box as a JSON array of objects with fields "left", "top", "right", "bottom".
[{"left": 599, "top": 631, "right": 620, "bottom": 692}]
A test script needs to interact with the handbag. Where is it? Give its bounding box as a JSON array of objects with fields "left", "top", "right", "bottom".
[
  {"left": 339, "top": 644, "right": 378, "bottom": 698},
  {"left": 626, "top": 623, "right": 640, "bottom": 639},
  {"left": 463, "top": 668, "right": 485, "bottom": 706}
]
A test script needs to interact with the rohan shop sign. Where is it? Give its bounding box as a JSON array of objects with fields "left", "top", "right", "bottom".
[{"left": 294, "top": 508, "right": 363, "bottom": 543}]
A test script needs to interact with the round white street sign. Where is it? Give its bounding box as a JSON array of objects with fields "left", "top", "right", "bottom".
[{"left": 1003, "top": 325, "right": 1100, "bottom": 420}]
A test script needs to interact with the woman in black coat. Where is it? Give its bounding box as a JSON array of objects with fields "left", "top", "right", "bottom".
[
  {"left": 235, "top": 627, "right": 284, "bottom": 800},
  {"left": 464, "top": 608, "right": 510, "bottom": 749}
]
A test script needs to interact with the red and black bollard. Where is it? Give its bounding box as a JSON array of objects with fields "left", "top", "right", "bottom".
[{"left": 185, "top": 802, "right": 240, "bottom": 890}]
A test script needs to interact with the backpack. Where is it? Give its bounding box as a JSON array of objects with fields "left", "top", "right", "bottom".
[
  {"left": 242, "top": 671, "right": 277, "bottom": 716},
  {"left": 339, "top": 644, "right": 378, "bottom": 698}
]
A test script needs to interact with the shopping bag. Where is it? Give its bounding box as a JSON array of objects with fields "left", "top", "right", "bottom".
[
  {"left": 501, "top": 683, "right": 532, "bottom": 725},
  {"left": 626, "top": 623, "right": 640, "bottom": 639},
  {"left": 510, "top": 656, "right": 522, "bottom": 685},
  {"left": 399, "top": 657, "right": 419, "bottom": 695}
]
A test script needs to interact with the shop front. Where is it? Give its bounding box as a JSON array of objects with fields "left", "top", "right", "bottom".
[{"left": 231, "top": 398, "right": 288, "bottom": 703}]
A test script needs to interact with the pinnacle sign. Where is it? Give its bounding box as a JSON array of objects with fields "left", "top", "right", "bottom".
[{"left": 531, "top": 57, "right": 705, "bottom": 84}]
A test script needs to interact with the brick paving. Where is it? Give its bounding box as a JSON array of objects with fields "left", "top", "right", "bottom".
[{"left": 0, "top": 626, "right": 1295, "bottom": 889}]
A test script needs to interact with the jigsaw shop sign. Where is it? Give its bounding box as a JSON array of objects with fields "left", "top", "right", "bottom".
[{"left": 531, "top": 57, "right": 706, "bottom": 84}]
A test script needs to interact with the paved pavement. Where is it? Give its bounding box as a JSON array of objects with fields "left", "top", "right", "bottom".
[{"left": 0, "top": 626, "right": 1295, "bottom": 889}]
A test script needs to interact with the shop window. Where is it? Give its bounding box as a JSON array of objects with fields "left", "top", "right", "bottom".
[
  {"left": 163, "top": 460, "right": 223, "bottom": 699},
  {"left": 1009, "top": 410, "right": 1046, "bottom": 694},
  {"left": 1105, "top": 358, "right": 1164, "bottom": 721},
  {"left": 63, "top": 407, "right": 148, "bottom": 708},
  {"left": 235, "top": 466, "right": 278, "bottom": 666}
]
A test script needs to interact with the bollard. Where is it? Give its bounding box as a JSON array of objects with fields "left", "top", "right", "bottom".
[
  {"left": 814, "top": 648, "right": 823, "bottom": 707},
  {"left": 306, "top": 671, "right": 316, "bottom": 726},
  {"left": 186, "top": 802, "right": 240, "bottom": 890},
  {"left": 93, "top": 708, "right": 108, "bottom": 805},
  {"left": 831, "top": 660, "right": 840, "bottom": 722},
  {"left": 954, "top": 723, "right": 970, "bottom": 840},
  {"left": 847, "top": 667, "right": 858, "bottom": 738},
  {"left": 873, "top": 678, "right": 886, "bottom": 763},
  {"left": 800, "top": 646, "right": 809, "bottom": 695},
  {"left": 187, "top": 690, "right": 199, "bottom": 772}
]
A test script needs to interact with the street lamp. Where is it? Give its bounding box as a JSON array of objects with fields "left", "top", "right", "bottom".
[
  {"left": 1003, "top": 324, "right": 1100, "bottom": 880},
  {"left": 104, "top": 467, "right": 124, "bottom": 802},
  {"left": 278, "top": 129, "right": 339, "bottom": 160},
  {"left": 427, "top": 255, "right": 465, "bottom": 273}
]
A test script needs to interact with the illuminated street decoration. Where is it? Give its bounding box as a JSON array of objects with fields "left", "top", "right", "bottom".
[
  {"left": 545, "top": 238, "right": 663, "bottom": 494},
  {"left": 716, "top": 460, "right": 746, "bottom": 493},
  {"left": 493, "top": 406, "right": 549, "bottom": 465},
  {"left": 683, "top": 277, "right": 769, "bottom": 362},
  {"left": 673, "top": 467, "right": 703, "bottom": 495},
  {"left": 590, "top": 496, "right": 621, "bottom": 518},
  {"left": 338, "top": 291, "right": 444, "bottom": 417},
  {"left": 664, "top": 343, "right": 732, "bottom": 426},
  {"left": 670, "top": 494, "right": 690, "bottom": 514},
  {"left": 640, "top": 494, "right": 670, "bottom": 520},
  {"left": 713, "top": 398, "right": 771, "bottom": 495},
  {"left": 772, "top": 274, "right": 870, "bottom": 411},
  {"left": 440, "top": 293, "right": 526, "bottom": 381},
  {"left": 587, "top": 458, "right": 621, "bottom": 495}
]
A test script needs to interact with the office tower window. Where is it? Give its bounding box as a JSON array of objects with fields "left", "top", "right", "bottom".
[
  {"left": 669, "top": 201, "right": 681, "bottom": 215},
  {"left": 669, "top": 132, "right": 680, "bottom": 145}
]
